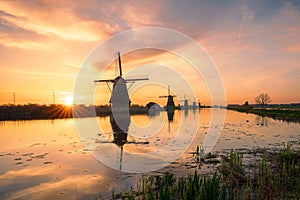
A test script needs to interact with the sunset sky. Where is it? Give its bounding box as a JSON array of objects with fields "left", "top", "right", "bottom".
[{"left": 0, "top": 0, "right": 300, "bottom": 105}]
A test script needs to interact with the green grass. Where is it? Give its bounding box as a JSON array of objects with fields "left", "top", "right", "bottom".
[
  {"left": 227, "top": 107, "right": 300, "bottom": 122},
  {"left": 116, "top": 144, "right": 300, "bottom": 200},
  {"left": 119, "top": 171, "right": 226, "bottom": 200}
]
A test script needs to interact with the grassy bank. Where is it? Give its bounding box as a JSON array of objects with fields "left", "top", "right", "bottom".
[
  {"left": 115, "top": 144, "right": 300, "bottom": 199},
  {"left": 0, "top": 104, "right": 149, "bottom": 121},
  {"left": 227, "top": 107, "right": 300, "bottom": 122}
]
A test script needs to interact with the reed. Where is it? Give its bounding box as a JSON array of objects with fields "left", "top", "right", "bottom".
[{"left": 117, "top": 144, "right": 300, "bottom": 199}]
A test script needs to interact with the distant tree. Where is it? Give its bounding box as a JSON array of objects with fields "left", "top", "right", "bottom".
[
  {"left": 254, "top": 93, "right": 271, "bottom": 108},
  {"left": 244, "top": 101, "right": 249, "bottom": 106}
]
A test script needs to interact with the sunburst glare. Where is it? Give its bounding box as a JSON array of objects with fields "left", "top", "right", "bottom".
[{"left": 64, "top": 96, "right": 73, "bottom": 106}]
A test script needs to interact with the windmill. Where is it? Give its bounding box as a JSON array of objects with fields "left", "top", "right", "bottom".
[
  {"left": 180, "top": 94, "right": 190, "bottom": 110},
  {"left": 94, "top": 52, "right": 149, "bottom": 170},
  {"left": 192, "top": 97, "right": 199, "bottom": 110},
  {"left": 94, "top": 52, "right": 148, "bottom": 113},
  {"left": 159, "top": 85, "right": 177, "bottom": 111}
]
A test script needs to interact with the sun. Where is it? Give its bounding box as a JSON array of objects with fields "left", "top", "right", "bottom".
[{"left": 64, "top": 96, "right": 73, "bottom": 106}]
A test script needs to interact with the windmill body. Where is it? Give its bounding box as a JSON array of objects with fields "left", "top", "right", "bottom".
[
  {"left": 159, "top": 85, "right": 177, "bottom": 111},
  {"left": 110, "top": 76, "right": 130, "bottom": 113},
  {"left": 191, "top": 98, "right": 200, "bottom": 110},
  {"left": 183, "top": 100, "right": 189, "bottom": 109},
  {"left": 94, "top": 52, "right": 148, "bottom": 113},
  {"left": 166, "top": 95, "right": 175, "bottom": 107},
  {"left": 180, "top": 94, "right": 190, "bottom": 110},
  {"left": 192, "top": 101, "right": 197, "bottom": 110}
]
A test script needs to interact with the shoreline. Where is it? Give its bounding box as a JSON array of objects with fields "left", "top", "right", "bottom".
[
  {"left": 116, "top": 143, "right": 300, "bottom": 199},
  {"left": 0, "top": 104, "right": 149, "bottom": 121},
  {"left": 227, "top": 106, "right": 300, "bottom": 123}
]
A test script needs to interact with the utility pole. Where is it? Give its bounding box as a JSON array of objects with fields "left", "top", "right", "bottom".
[
  {"left": 13, "top": 92, "right": 16, "bottom": 104},
  {"left": 53, "top": 92, "right": 55, "bottom": 104}
]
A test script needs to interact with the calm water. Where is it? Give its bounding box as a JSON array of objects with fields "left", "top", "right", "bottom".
[{"left": 0, "top": 109, "right": 299, "bottom": 199}]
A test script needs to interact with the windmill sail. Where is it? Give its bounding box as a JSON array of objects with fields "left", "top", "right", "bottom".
[
  {"left": 159, "top": 85, "right": 176, "bottom": 108},
  {"left": 94, "top": 52, "right": 149, "bottom": 113},
  {"left": 118, "top": 52, "right": 122, "bottom": 77}
]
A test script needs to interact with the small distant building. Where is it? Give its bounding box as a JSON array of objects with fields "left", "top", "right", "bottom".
[{"left": 146, "top": 102, "right": 162, "bottom": 116}]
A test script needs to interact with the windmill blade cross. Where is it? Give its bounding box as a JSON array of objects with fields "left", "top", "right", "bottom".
[
  {"left": 180, "top": 99, "right": 190, "bottom": 101},
  {"left": 125, "top": 77, "right": 149, "bottom": 82},
  {"left": 117, "top": 51, "right": 122, "bottom": 77},
  {"left": 127, "top": 141, "right": 149, "bottom": 145},
  {"left": 94, "top": 79, "right": 115, "bottom": 83}
]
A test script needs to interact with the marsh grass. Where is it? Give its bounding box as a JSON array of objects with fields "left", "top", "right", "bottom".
[
  {"left": 115, "top": 144, "right": 300, "bottom": 200},
  {"left": 227, "top": 107, "right": 300, "bottom": 122},
  {"left": 192, "top": 145, "right": 219, "bottom": 166}
]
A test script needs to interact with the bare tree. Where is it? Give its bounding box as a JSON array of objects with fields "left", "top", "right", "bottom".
[{"left": 254, "top": 93, "right": 272, "bottom": 108}]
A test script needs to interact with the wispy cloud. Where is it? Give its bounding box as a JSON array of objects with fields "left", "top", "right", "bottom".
[
  {"left": 0, "top": 0, "right": 120, "bottom": 50},
  {"left": 0, "top": 0, "right": 299, "bottom": 104}
]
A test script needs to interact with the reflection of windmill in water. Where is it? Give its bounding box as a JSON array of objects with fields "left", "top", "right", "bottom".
[
  {"left": 191, "top": 98, "right": 200, "bottom": 120},
  {"left": 167, "top": 109, "right": 175, "bottom": 133},
  {"left": 96, "top": 115, "right": 149, "bottom": 171},
  {"left": 191, "top": 97, "right": 201, "bottom": 110},
  {"left": 110, "top": 114, "right": 149, "bottom": 170},
  {"left": 94, "top": 52, "right": 149, "bottom": 170},
  {"left": 159, "top": 85, "right": 177, "bottom": 111}
]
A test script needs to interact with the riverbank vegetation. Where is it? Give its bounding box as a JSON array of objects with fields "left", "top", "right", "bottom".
[
  {"left": 0, "top": 104, "right": 148, "bottom": 120},
  {"left": 227, "top": 105, "right": 300, "bottom": 122},
  {"left": 115, "top": 144, "right": 300, "bottom": 199}
]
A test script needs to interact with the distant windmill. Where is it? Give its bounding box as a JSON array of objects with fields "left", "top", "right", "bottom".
[
  {"left": 180, "top": 94, "right": 190, "bottom": 110},
  {"left": 94, "top": 52, "right": 148, "bottom": 112},
  {"left": 192, "top": 97, "right": 200, "bottom": 110},
  {"left": 159, "top": 85, "right": 177, "bottom": 110}
]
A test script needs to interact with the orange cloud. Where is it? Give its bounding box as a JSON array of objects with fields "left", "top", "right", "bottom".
[
  {"left": 1, "top": 1, "right": 112, "bottom": 40},
  {"left": 0, "top": 0, "right": 299, "bottom": 105}
]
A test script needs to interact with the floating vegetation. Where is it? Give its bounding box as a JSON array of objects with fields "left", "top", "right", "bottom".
[
  {"left": 22, "top": 153, "right": 33, "bottom": 157},
  {"left": 32, "top": 154, "right": 46, "bottom": 159}
]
